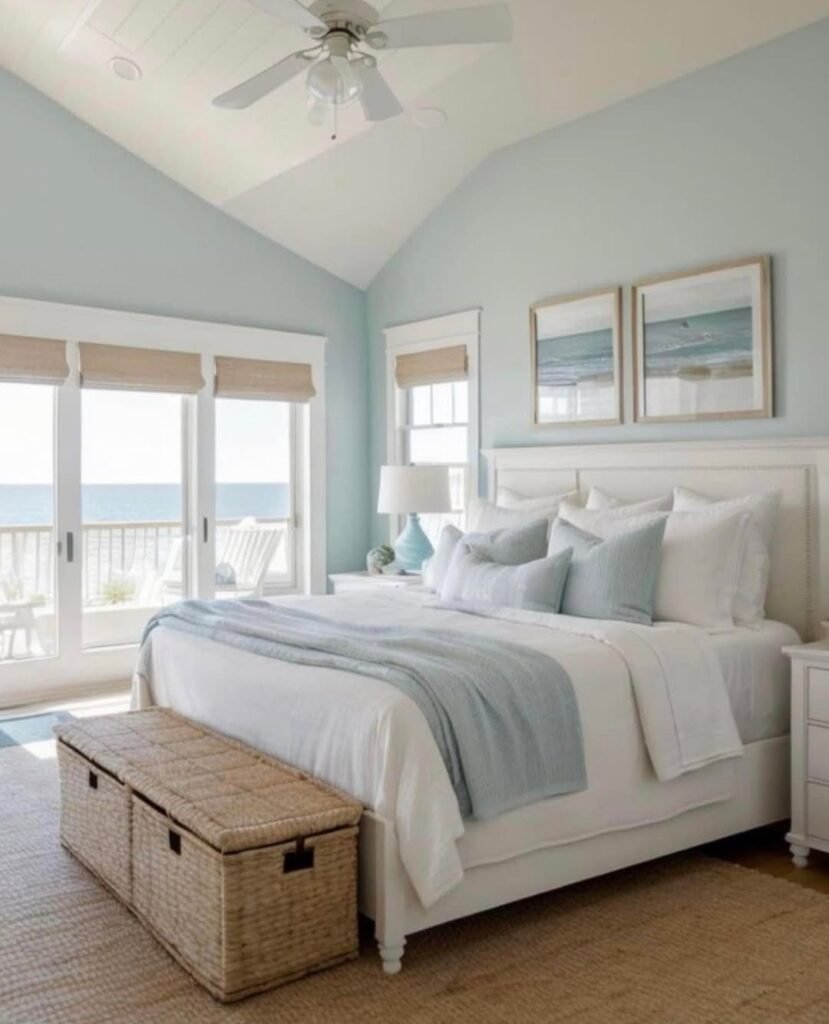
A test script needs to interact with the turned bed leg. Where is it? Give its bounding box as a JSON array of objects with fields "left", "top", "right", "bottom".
[
  {"left": 378, "top": 939, "right": 406, "bottom": 975},
  {"left": 789, "top": 842, "right": 810, "bottom": 868}
]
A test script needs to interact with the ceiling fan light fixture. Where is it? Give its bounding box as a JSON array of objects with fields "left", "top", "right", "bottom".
[
  {"left": 306, "top": 95, "right": 329, "bottom": 125},
  {"left": 213, "top": 0, "right": 512, "bottom": 122},
  {"left": 307, "top": 55, "right": 362, "bottom": 106}
]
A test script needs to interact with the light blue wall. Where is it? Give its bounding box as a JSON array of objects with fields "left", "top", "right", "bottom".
[
  {"left": 367, "top": 19, "right": 829, "bottom": 542},
  {"left": 0, "top": 69, "right": 369, "bottom": 573}
]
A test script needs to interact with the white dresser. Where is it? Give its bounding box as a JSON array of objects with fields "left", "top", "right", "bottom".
[{"left": 785, "top": 641, "right": 829, "bottom": 867}]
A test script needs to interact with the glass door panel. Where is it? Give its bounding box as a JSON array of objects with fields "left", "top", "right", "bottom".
[
  {"left": 214, "top": 399, "right": 293, "bottom": 598},
  {"left": 0, "top": 383, "right": 57, "bottom": 662},
  {"left": 81, "top": 390, "right": 188, "bottom": 649}
]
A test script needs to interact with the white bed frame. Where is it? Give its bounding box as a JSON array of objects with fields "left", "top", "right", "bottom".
[{"left": 360, "top": 438, "right": 829, "bottom": 973}]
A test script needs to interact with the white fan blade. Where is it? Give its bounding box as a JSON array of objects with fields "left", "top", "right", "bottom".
[
  {"left": 248, "top": 0, "right": 326, "bottom": 30},
  {"left": 354, "top": 62, "right": 403, "bottom": 122},
  {"left": 213, "top": 52, "right": 309, "bottom": 109},
  {"left": 370, "top": 3, "right": 512, "bottom": 49}
]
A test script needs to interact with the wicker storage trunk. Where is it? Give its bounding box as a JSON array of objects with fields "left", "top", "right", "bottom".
[
  {"left": 55, "top": 709, "right": 362, "bottom": 1002},
  {"left": 56, "top": 739, "right": 132, "bottom": 903}
]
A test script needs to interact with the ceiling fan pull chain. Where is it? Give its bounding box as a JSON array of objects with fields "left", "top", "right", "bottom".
[{"left": 331, "top": 102, "right": 338, "bottom": 142}]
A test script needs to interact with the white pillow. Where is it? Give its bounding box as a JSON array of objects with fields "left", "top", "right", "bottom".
[
  {"left": 672, "top": 486, "right": 781, "bottom": 627},
  {"left": 422, "top": 525, "right": 463, "bottom": 592},
  {"left": 559, "top": 503, "right": 750, "bottom": 631},
  {"left": 585, "top": 487, "right": 672, "bottom": 513},
  {"left": 468, "top": 491, "right": 577, "bottom": 533},
  {"left": 557, "top": 501, "right": 667, "bottom": 535},
  {"left": 496, "top": 487, "right": 580, "bottom": 512},
  {"left": 655, "top": 509, "right": 750, "bottom": 631}
]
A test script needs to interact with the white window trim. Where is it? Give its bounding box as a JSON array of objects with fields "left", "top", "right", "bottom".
[
  {"left": 0, "top": 294, "right": 327, "bottom": 707},
  {"left": 384, "top": 309, "right": 480, "bottom": 541}
]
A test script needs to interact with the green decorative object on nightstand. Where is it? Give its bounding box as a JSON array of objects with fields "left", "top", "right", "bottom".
[{"left": 367, "top": 543, "right": 396, "bottom": 575}]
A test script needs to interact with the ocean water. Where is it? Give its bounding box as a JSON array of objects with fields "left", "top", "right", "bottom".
[
  {"left": 0, "top": 483, "right": 290, "bottom": 526},
  {"left": 537, "top": 328, "right": 615, "bottom": 387},
  {"left": 644, "top": 306, "right": 753, "bottom": 376}
]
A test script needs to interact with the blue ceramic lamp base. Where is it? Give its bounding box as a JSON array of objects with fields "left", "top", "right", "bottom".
[{"left": 394, "top": 513, "right": 434, "bottom": 572}]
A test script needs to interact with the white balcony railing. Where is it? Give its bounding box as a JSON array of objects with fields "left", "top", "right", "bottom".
[{"left": 0, "top": 518, "right": 290, "bottom": 607}]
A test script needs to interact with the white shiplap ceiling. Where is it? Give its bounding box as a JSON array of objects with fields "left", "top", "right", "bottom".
[{"left": 2, "top": 0, "right": 829, "bottom": 287}]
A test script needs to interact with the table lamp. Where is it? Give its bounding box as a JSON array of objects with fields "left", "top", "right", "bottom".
[{"left": 377, "top": 464, "right": 452, "bottom": 572}]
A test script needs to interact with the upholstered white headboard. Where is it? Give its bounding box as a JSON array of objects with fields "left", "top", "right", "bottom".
[{"left": 483, "top": 439, "right": 829, "bottom": 641}]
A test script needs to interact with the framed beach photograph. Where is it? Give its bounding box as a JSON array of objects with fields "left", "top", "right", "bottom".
[
  {"left": 531, "top": 287, "right": 622, "bottom": 427},
  {"left": 633, "top": 256, "right": 772, "bottom": 423}
]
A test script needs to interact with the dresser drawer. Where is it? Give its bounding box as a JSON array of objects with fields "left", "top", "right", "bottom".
[
  {"left": 807, "top": 725, "right": 829, "bottom": 782},
  {"left": 807, "top": 667, "right": 829, "bottom": 724},
  {"left": 807, "top": 782, "right": 829, "bottom": 842}
]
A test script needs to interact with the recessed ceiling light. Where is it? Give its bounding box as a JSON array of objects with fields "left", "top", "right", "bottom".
[
  {"left": 411, "top": 107, "right": 448, "bottom": 129},
  {"left": 110, "top": 56, "right": 142, "bottom": 82}
]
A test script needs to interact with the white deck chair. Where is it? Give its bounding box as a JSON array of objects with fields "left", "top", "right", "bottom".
[
  {"left": 0, "top": 571, "right": 42, "bottom": 658},
  {"left": 215, "top": 520, "right": 282, "bottom": 598},
  {"left": 161, "top": 520, "right": 283, "bottom": 601}
]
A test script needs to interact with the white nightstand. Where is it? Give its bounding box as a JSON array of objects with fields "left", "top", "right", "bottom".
[
  {"left": 785, "top": 641, "right": 829, "bottom": 867},
  {"left": 329, "top": 571, "right": 424, "bottom": 595}
]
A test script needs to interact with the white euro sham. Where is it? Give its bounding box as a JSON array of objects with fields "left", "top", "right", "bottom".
[
  {"left": 469, "top": 491, "right": 577, "bottom": 533},
  {"left": 672, "top": 486, "right": 781, "bottom": 628},
  {"left": 585, "top": 487, "right": 672, "bottom": 512},
  {"left": 558, "top": 502, "right": 750, "bottom": 631}
]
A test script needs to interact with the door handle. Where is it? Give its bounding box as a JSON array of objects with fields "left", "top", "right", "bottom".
[
  {"left": 66, "top": 531, "right": 74, "bottom": 563},
  {"left": 203, "top": 517, "right": 208, "bottom": 543}
]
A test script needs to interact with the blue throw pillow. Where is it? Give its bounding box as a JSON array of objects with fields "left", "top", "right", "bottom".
[
  {"left": 548, "top": 517, "right": 667, "bottom": 625},
  {"left": 439, "top": 543, "right": 573, "bottom": 614},
  {"left": 465, "top": 518, "right": 549, "bottom": 566}
]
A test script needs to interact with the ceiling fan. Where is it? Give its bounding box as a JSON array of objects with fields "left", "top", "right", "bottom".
[{"left": 213, "top": 0, "right": 512, "bottom": 126}]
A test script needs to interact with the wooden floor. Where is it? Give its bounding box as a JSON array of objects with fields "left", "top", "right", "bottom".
[{"left": 707, "top": 824, "right": 829, "bottom": 896}]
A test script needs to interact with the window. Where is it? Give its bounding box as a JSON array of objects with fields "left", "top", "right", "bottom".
[
  {"left": 0, "top": 303, "right": 325, "bottom": 707},
  {"left": 403, "top": 381, "right": 468, "bottom": 545},
  {"left": 385, "top": 311, "right": 480, "bottom": 547}
]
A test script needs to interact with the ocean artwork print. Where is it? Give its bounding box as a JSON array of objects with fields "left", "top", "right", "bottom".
[
  {"left": 634, "top": 257, "right": 771, "bottom": 422},
  {"left": 532, "top": 288, "right": 621, "bottom": 426}
]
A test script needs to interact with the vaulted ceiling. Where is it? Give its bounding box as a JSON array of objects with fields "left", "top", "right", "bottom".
[{"left": 3, "top": 0, "right": 829, "bottom": 287}]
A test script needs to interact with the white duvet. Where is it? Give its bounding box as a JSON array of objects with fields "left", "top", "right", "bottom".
[{"left": 132, "top": 591, "right": 743, "bottom": 909}]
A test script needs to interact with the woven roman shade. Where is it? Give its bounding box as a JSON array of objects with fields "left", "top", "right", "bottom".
[
  {"left": 214, "top": 356, "right": 316, "bottom": 403},
  {"left": 0, "top": 334, "right": 69, "bottom": 385},
  {"left": 79, "top": 343, "right": 204, "bottom": 394},
  {"left": 394, "top": 344, "right": 468, "bottom": 389}
]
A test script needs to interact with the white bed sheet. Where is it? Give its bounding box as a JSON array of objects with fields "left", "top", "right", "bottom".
[
  {"left": 710, "top": 620, "right": 798, "bottom": 743},
  {"left": 134, "top": 592, "right": 745, "bottom": 908},
  {"left": 459, "top": 619, "right": 797, "bottom": 871}
]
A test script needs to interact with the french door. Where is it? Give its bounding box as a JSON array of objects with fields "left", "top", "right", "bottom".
[
  {"left": 0, "top": 298, "right": 325, "bottom": 710},
  {"left": 0, "top": 374, "right": 304, "bottom": 709},
  {"left": 0, "top": 381, "right": 194, "bottom": 705}
]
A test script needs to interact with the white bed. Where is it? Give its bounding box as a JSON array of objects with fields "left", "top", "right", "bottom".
[{"left": 133, "top": 439, "right": 829, "bottom": 973}]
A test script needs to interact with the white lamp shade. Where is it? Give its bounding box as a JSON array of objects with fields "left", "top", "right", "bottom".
[{"left": 377, "top": 465, "right": 452, "bottom": 515}]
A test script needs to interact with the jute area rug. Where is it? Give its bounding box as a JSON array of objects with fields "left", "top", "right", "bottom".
[{"left": 3, "top": 742, "right": 829, "bottom": 1024}]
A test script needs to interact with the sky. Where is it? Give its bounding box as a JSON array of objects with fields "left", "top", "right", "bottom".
[{"left": 0, "top": 384, "right": 290, "bottom": 485}]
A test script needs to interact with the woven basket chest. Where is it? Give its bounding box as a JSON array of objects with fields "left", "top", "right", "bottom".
[{"left": 55, "top": 709, "right": 362, "bottom": 1002}]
